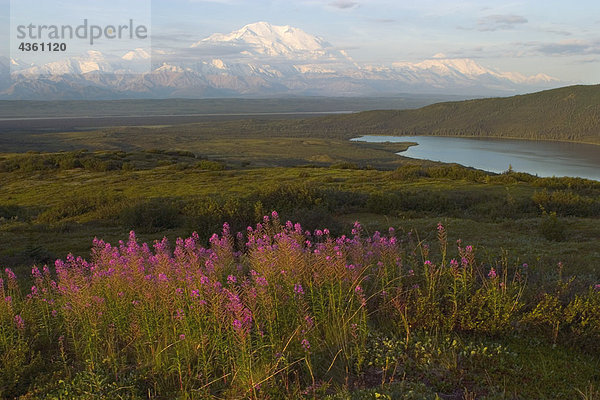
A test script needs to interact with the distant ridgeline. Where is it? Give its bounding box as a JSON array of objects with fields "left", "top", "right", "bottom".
[{"left": 321, "top": 85, "right": 600, "bottom": 145}]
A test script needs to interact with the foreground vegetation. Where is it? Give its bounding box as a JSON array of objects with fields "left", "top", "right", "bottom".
[
  {"left": 2, "top": 215, "right": 600, "bottom": 399},
  {"left": 1, "top": 148, "right": 600, "bottom": 398}
]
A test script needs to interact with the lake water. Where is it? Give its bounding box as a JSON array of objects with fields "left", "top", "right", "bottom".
[{"left": 352, "top": 135, "right": 600, "bottom": 181}]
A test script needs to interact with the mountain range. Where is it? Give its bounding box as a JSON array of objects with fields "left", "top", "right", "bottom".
[{"left": 2, "top": 22, "right": 562, "bottom": 100}]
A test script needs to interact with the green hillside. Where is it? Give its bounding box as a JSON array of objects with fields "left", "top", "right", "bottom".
[{"left": 319, "top": 84, "right": 600, "bottom": 144}]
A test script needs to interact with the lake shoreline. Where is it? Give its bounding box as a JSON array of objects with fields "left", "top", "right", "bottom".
[
  {"left": 352, "top": 135, "right": 600, "bottom": 181},
  {"left": 354, "top": 133, "right": 600, "bottom": 147}
]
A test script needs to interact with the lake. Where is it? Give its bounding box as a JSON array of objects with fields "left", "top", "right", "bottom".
[{"left": 352, "top": 135, "right": 600, "bottom": 181}]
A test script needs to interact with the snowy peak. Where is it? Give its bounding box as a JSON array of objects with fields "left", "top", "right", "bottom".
[
  {"left": 391, "top": 58, "right": 558, "bottom": 85},
  {"left": 192, "top": 21, "right": 333, "bottom": 58},
  {"left": 122, "top": 48, "right": 151, "bottom": 61}
]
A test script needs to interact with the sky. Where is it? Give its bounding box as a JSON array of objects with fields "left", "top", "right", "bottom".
[{"left": 2, "top": 0, "right": 600, "bottom": 83}]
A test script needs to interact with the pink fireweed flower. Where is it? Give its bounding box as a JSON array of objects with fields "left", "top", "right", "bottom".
[
  {"left": 466, "top": 245, "right": 473, "bottom": 253},
  {"left": 594, "top": 284, "right": 600, "bottom": 292},
  {"left": 488, "top": 268, "right": 497, "bottom": 279},
  {"left": 255, "top": 276, "right": 268, "bottom": 287},
  {"left": 51, "top": 310, "right": 58, "bottom": 317},
  {"left": 301, "top": 338, "right": 310, "bottom": 351},
  {"left": 232, "top": 319, "right": 243, "bottom": 331},
  {"left": 323, "top": 229, "right": 330, "bottom": 236},
  {"left": 14, "top": 314, "right": 25, "bottom": 330},
  {"left": 227, "top": 275, "right": 237, "bottom": 285},
  {"left": 5, "top": 268, "right": 16, "bottom": 281},
  {"left": 179, "top": 334, "right": 186, "bottom": 341},
  {"left": 32, "top": 266, "right": 42, "bottom": 279},
  {"left": 271, "top": 211, "right": 279, "bottom": 219},
  {"left": 304, "top": 315, "right": 314, "bottom": 329},
  {"left": 294, "top": 284, "right": 305, "bottom": 295}
]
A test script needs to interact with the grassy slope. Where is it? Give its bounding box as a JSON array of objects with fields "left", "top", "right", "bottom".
[{"left": 317, "top": 84, "right": 600, "bottom": 144}]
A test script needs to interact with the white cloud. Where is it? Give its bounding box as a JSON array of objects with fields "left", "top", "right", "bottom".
[{"left": 478, "top": 14, "right": 528, "bottom": 31}]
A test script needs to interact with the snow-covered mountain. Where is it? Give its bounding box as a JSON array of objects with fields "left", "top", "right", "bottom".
[
  {"left": 192, "top": 21, "right": 339, "bottom": 60},
  {"left": 0, "top": 22, "right": 561, "bottom": 100}
]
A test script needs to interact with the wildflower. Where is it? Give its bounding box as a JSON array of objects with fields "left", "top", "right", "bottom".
[
  {"left": 323, "top": 229, "right": 330, "bottom": 236},
  {"left": 255, "top": 276, "right": 268, "bottom": 287},
  {"left": 294, "top": 284, "right": 305, "bottom": 295},
  {"left": 175, "top": 288, "right": 184, "bottom": 296},
  {"left": 32, "top": 266, "right": 42, "bottom": 279},
  {"left": 227, "top": 275, "right": 237, "bottom": 285},
  {"left": 179, "top": 334, "right": 186, "bottom": 341},
  {"left": 301, "top": 338, "right": 310, "bottom": 351},
  {"left": 233, "top": 319, "right": 243, "bottom": 332},
  {"left": 14, "top": 315, "right": 25, "bottom": 330},
  {"left": 51, "top": 310, "right": 58, "bottom": 317},
  {"left": 5, "top": 268, "right": 16, "bottom": 281},
  {"left": 488, "top": 268, "right": 497, "bottom": 279},
  {"left": 594, "top": 284, "right": 600, "bottom": 292},
  {"left": 304, "top": 315, "right": 314, "bottom": 329},
  {"left": 271, "top": 211, "right": 279, "bottom": 219}
]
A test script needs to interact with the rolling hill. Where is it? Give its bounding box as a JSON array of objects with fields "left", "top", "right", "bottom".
[{"left": 314, "top": 84, "right": 600, "bottom": 144}]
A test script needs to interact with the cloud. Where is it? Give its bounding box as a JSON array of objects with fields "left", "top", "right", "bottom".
[
  {"left": 477, "top": 14, "right": 528, "bottom": 31},
  {"left": 329, "top": 0, "right": 358, "bottom": 10},
  {"left": 517, "top": 39, "right": 600, "bottom": 56},
  {"left": 536, "top": 39, "right": 599, "bottom": 56},
  {"left": 545, "top": 29, "right": 572, "bottom": 37}
]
